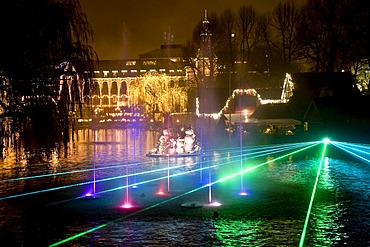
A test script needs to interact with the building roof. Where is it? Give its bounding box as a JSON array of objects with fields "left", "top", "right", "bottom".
[
  {"left": 92, "top": 58, "right": 188, "bottom": 78},
  {"left": 305, "top": 96, "right": 370, "bottom": 122},
  {"left": 139, "top": 44, "right": 185, "bottom": 59},
  {"left": 291, "top": 72, "right": 357, "bottom": 99},
  {"left": 255, "top": 88, "right": 282, "bottom": 100},
  {"left": 89, "top": 43, "right": 189, "bottom": 78},
  {"left": 250, "top": 103, "right": 291, "bottom": 119},
  {"left": 248, "top": 103, "right": 301, "bottom": 125}
]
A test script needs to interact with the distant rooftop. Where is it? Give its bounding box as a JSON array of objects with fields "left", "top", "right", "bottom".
[{"left": 139, "top": 44, "right": 185, "bottom": 60}]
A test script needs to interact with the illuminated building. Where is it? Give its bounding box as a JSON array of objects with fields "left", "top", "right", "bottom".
[{"left": 85, "top": 32, "right": 195, "bottom": 116}]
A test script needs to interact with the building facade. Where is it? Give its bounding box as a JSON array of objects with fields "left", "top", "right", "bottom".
[{"left": 86, "top": 42, "right": 195, "bottom": 116}]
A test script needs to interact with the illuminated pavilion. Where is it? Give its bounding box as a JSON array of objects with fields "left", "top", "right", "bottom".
[{"left": 85, "top": 39, "right": 195, "bottom": 115}]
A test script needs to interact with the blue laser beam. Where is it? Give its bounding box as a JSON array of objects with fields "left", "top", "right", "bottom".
[{"left": 49, "top": 141, "right": 319, "bottom": 246}]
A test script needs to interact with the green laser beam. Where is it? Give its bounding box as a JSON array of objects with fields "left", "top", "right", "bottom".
[
  {"left": 48, "top": 142, "right": 313, "bottom": 205},
  {"left": 2, "top": 141, "right": 310, "bottom": 201},
  {"left": 49, "top": 141, "right": 319, "bottom": 246},
  {"left": 299, "top": 140, "right": 328, "bottom": 247},
  {"left": 206, "top": 142, "right": 319, "bottom": 186}
]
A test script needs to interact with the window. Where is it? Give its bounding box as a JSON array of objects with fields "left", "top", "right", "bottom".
[
  {"left": 126, "top": 61, "right": 136, "bottom": 66},
  {"left": 143, "top": 60, "right": 156, "bottom": 65}
]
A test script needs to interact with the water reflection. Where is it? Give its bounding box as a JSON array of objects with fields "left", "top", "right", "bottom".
[{"left": 0, "top": 129, "right": 369, "bottom": 246}]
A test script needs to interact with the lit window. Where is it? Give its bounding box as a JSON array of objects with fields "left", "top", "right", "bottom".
[
  {"left": 103, "top": 71, "right": 109, "bottom": 77},
  {"left": 140, "top": 69, "right": 146, "bottom": 73},
  {"left": 126, "top": 61, "right": 136, "bottom": 66},
  {"left": 131, "top": 69, "right": 137, "bottom": 73},
  {"left": 121, "top": 70, "right": 128, "bottom": 73},
  {"left": 159, "top": 69, "right": 166, "bottom": 72},
  {"left": 143, "top": 60, "right": 156, "bottom": 65}
]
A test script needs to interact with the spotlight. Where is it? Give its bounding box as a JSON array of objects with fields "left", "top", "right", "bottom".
[
  {"left": 157, "top": 191, "right": 166, "bottom": 196},
  {"left": 207, "top": 201, "right": 222, "bottom": 207},
  {"left": 120, "top": 203, "right": 134, "bottom": 209},
  {"left": 83, "top": 192, "right": 99, "bottom": 200},
  {"left": 322, "top": 138, "right": 330, "bottom": 144}
]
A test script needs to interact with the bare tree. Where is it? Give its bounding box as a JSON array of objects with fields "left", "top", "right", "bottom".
[
  {"left": 219, "top": 9, "right": 237, "bottom": 67},
  {"left": 237, "top": 5, "right": 266, "bottom": 86},
  {"left": 270, "top": 0, "right": 303, "bottom": 72},
  {"left": 297, "top": 0, "right": 364, "bottom": 73},
  {"left": 238, "top": 5, "right": 262, "bottom": 65}
]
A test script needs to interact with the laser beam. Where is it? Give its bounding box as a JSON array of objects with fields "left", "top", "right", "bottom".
[
  {"left": 299, "top": 140, "right": 328, "bottom": 247},
  {"left": 48, "top": 141, "right": 319, "bottom": 246}
]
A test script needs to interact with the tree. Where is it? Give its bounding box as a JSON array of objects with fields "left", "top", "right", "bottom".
[
  {"left": 297, "top": 0, "right": 370, "bottom": 73},
  {"left": 238, "top": 5, "right": 262, "bottom": 66},
  {"left": 219, "top": 9, "right": 237, "bottom": 66},
  {"left": 270, "top": 0, "right": 303, "bottom": 72},
  {"left": 0, "top": 0, "right": 96, "bottom": 158},
  {"left": 128, "top": 72, "right": 188, "bottom": 114},
  {"left": 237, "top": 5, "right": 266, "bottom": 86}
]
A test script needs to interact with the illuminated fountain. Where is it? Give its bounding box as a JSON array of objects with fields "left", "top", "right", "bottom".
[
  {"left": 146, "top": 127, "right": 202, "bottom": 157},
  {"left": 7, "top": 127, "right": 366, "bottom": 247},
  {"left": 84, "top": 123, "right": 99, "bottom": 199}
]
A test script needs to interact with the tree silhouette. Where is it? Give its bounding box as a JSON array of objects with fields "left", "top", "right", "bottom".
[
  {"left": 270, "top": 1, "right": 303, "bottom": 72},
  {"left": 0, "top": 0, "right": 97, "bottom": 159},
  {"left": 298, "top": 0, "right": 370, "bottom": 73}
]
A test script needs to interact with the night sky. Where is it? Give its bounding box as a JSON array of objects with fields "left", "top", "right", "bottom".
[{"left": 80, "top": 0, "right": 306, "bottom": 60}]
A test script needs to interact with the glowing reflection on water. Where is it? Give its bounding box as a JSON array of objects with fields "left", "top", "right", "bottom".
[{"left": 0, "top": 130, "right": 369, "bottom": 246}]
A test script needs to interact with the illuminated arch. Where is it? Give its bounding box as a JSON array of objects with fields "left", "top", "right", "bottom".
[
  {"left": 92, "top": 80, "right": 100, "bottom": 95},
  {"left": 101, "top": 82, "right": 108, "bottom": 95},
  {"left": 218, "top": 89, "right": 262, "bottom": 115},
  {"left": 111, "top": 81, "right": 118, "bottom": 95},
  {"left": 120, "top": 81, "right": 127, "bottom": 95}
]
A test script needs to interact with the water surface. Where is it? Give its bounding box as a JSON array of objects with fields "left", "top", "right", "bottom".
[{"left": 0, "top": 129, "right": 369, "bottom": 246}]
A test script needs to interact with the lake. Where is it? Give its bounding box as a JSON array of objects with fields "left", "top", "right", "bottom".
[{"left": 0, "top": 128, "right": 369, "bottom": 246}]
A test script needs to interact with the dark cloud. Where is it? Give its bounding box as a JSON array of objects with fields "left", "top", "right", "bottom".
[{"left": 80, "top": 0, "right": 304, "bottom": 60}]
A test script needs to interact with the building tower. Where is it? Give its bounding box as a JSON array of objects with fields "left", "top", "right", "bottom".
[
  {"left": 199, "top": 9, "right": 215, "bottom": 87},
  {"left": 197, "top": 9, "right": 217, "bottom": 113}
]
